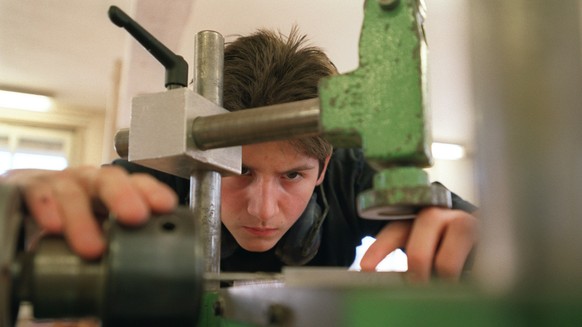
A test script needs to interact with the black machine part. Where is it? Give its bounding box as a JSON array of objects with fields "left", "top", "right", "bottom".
[
  {"left": 0, "top": 184, "right": 204, "bottom": 327},
  {"left": 108, "top": 6, "right": 188, "bottom": 89},
  {"left": 0, "top": 184, "right": 23, "bottom": 327}
]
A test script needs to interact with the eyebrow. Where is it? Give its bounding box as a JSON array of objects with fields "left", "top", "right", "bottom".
[
  {"left": 242, "top": 163, "right": 317, "bottom": 174},
  {"left": 281, "top": 164, "right": 317, "bottom": 174}
]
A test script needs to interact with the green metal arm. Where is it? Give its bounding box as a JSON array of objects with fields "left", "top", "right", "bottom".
[{"left": 319, "top": 0, "right": 451, "bottom": 219}]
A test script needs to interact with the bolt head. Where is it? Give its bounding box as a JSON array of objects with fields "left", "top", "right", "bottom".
[{"left": 378, "top": 0, "right": 400, "bottom": 11}]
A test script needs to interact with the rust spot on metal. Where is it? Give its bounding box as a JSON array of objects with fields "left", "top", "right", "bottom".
[{"left": 329, "top": 97, "right": 337, "bottom": 107}]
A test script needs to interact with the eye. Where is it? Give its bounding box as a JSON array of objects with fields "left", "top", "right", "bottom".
[{"left": 284, "top": 171, "right": 302, "bottom": 181}]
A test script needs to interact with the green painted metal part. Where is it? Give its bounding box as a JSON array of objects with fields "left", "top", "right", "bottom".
[
  {"left": 344, "top": 287, "right": 582, "bottom": 327},
  {"left": 357, "top": 168, "right": 451, "bottom": 218},
  {"left": 197, "top": 291, "right": 221, "bottom": 327},
  {"left": 319, "top": 0, "right": 431, "bottom": 169},
  {"left": 373, "top": 167, "right": 428, "bottom": 188},
  {"left": 319, "top": 0, "right": 444, "bottom": 218},
  {"left": 198, "top": 291, "right": 254, "bottom": 327}
]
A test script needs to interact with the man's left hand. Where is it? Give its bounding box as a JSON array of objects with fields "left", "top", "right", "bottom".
[{"left": 359, "top": 207, "right": 478, "bottom": 283}]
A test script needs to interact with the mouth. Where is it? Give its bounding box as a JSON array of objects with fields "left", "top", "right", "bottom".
[{"left": 242, "top": 226, "right": 278, "bottom": 237}]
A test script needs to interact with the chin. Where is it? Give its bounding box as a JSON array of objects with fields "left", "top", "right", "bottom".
[{"left": 238, "top": 239, "right": 278, "bottom": 252}]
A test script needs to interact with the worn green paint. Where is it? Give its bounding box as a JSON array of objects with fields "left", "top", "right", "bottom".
[
  {"left": 197, "top": 291, "right": 220, "bottom": 327},
  {"left": 320, "top": 0, "right": 434, "bottom": 214},
  {"left": 198, "top": 291, "right": 255, "bottom": 327},
  {"left": 319, "top": 0, "right": 431, "bottom": 169},
  {"left": 358, "top": 168, "right": 433, "bottom": 216},
  {"left": 373, "top": 167, "right": 428, "bottom": 189}
]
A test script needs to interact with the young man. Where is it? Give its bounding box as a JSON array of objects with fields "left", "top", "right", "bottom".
[{"left": 2, "top": 29, "right": 477, "bottom": 282}]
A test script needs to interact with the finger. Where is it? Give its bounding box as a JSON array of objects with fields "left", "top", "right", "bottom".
[
  {"left": 405, "top": 207, "right": 448, "bottom": 283},
  {"left": 75, "top": 166, "right": 150, "bottom": 225},
  {"left": 21, "top": 179, "right": 63, "bottom": 233},
  {"left": 360, "top": 220, "right": 411, "bottom": 271},
  {"left": 2, "top": 169, "right": 63, "bottom": 232},
  {"left": 130, "top": 173, "right": 177, "bottom": 213},
  {"left": 433, "top": 213, "right": 478, "bottom": 281},
  {"left": 51, "top": 176, "right": 105, "bottom": 259}
]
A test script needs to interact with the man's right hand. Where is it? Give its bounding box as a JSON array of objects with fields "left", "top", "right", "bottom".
[{"left": 1, "top": 166, "right": 178, "bottom": 259}]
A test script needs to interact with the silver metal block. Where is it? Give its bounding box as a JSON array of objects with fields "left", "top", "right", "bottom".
[
  {"left": 129, "top": 88, "right": 241, "bottom": 178},
  {"left": 219, "top": 268, "right": 406, "bottom": 327}
]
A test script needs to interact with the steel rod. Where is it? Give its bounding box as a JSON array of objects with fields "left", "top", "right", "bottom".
[
  {"left": 192, "top": 98, "right": 321, "bottom": 150},
  {"left": 113, "top": 98, "right": 322, "bottom": 158},
  {"left": 190, "top": 30, "right": 224, "bottom": 291}
]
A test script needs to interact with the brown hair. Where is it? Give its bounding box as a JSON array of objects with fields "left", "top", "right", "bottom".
[{"left": 223, "top": 28, "right": 335, "bottom": 166}]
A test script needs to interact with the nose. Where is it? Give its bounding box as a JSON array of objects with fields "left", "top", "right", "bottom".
[{"left": 246, "top": 178, "right": 279, "bottom": 223}]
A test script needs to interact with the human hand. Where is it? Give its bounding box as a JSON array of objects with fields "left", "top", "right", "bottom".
[
  {"left": 359, "top": 207, "right": 478, "bottom": 283},
  {"left": 1, "top": 166, "right": 177, "bottom": 259}
]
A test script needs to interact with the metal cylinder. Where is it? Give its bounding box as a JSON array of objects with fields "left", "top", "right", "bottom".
[
  {"left": 114, "top": 128, "right": 129, "bottom": 159},
  {"left": 30, "top": 237, "right": 104, "bottom": 318},
  {"left": 191, "top": 30, "right": 224, "bottom": 291},
  {"left": 192, "top": 98, "right": 321, "bottom": 150},
  {"left": 193, "top": 30, "right": 224, "bottom": 106},
  {"left": 12, "top": 208, "right": 203, "bottom": 325},
  {"left": 113, "top": 99, "right": 322, "bottom": 158},
  {"left": 189, "top": 171, "right": 222, "bottom": 283},
  {"left": 103, "top": 208, "right": 203, "bottom": 326},
  {"left": 470, "top": 0, "right": 582, "bottom": 295}
]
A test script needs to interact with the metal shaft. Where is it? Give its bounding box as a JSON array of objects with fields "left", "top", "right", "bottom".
[
  {"left": 193, "top": 30, "right": 223, "bottom": 105},
  {"left": 192, "top": 98, "right": 321, "bottom": 150},
  {"left": 114, "top": 99, "right": 322, "bottom": 158},
  {"left": 191, "top": 30, "right": 224, "bottom": 291},
  {"left": 114, "top": 128, "right": 129, "bottom": 159}
]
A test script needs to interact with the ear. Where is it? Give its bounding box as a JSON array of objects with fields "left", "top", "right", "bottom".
[{"left": 315, "top": 155, "right": 331, "bottom": 185}]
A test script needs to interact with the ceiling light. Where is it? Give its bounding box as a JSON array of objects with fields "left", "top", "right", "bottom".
[
  {"left": 432, "top": 142, "right": 466, "bottom": 160},
  {"left": 0, "top": 90, "right": 52, "bottom": 112}
]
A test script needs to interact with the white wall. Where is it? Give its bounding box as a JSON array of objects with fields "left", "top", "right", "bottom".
[{"left": 424, "top": 0, "right": 477, "bottom": 204}]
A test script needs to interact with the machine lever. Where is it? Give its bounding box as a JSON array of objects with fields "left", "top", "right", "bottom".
[{"left": 108, "top": 6, "right": 188, "bottom": 89}]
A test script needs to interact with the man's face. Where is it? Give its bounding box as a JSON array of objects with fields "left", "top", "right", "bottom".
[{"left": 221, "top": 140, "right": 328, "bottom": 252}]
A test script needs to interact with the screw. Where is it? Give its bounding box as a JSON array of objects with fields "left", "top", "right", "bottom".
[
  {"left": 213, "top": 299, "right": 224, "bottom": 317},
  {"left": 267, "top": 304, "right": 292, "bottom": 326},
  {"left": 378, "top": 0, "right": 400, "bottom": 11}
]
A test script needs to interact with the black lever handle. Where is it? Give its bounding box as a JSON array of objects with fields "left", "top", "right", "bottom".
[{"left": 108, "top": 6, "right": 188, "bottom": 89}]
